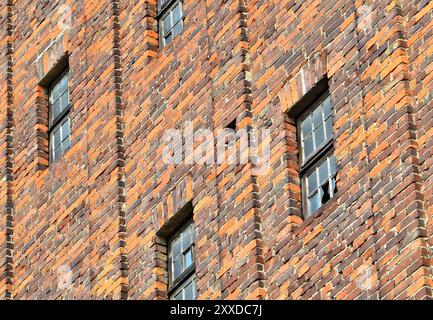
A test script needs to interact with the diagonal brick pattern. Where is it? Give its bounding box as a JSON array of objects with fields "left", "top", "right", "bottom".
[{"left": 0, "top": 0, "right": 432, "bottom": 300}]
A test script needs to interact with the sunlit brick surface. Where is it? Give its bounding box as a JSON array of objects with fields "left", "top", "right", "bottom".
[{"left": 0, "top": 0, "right": 432, "bottom": 300}]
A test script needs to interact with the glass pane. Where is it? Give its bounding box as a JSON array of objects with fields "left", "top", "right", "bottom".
[
  {"left": 164, "top": 33, "right": 173, "bottom": 46},
  {"left": 54, "top": 146, "right": 62, "bottom": 161},
  {"left": 314, "top": 124, "right": 325, "bottom": 147},
  {"left": 303, "top": 134, "right": 314, "bottom": 160},
  {"left": 325, "top": 116, "right": 333, "bottom": 139},
  {"left": 174, "top": 291, "right": 183, "bottom": 300},
  {"left": 184, "top": 280, "right": 195, "bottom": 300},
  {"left": 52, "top": 82, "right": 61, "bottom": 101},
  {"left": 319, "top": 159, "right": 329, "bottom": 184},
  {"left": 312, "top": 106, "right": 323, "bottom": 129},
  {"left": 61, "top": 92, "right": 69, "bottom": 112},
  {"left": 323, "top": 95, "right": 332, "bottom": 118},
  {"left": 62, "top": 119, "right": 70, "bottom": 139},
  {"left": 173, "top": 257, "right": 182, "bottom": 280},
  {"left": 172, "top": 238, "right": 181, "bottom": 259},
  {"left": 158, "top": 0, "right": 171, "bottom": 10},
  {"left": 301, "top": 116, "right": 312, "bottom": 138},
  {"left": 329, "top": 154, "right": 337, "bottom": 175},
  {"left": 172, "top": 21, "right": 183, "bottom": 37},
  {"left": 181, "top": 226, "right": 192, "bottom": 250},
  {"left": 163, "top": 14, "right": 172, "bottom": 34},
  {"left": 173, "top": 3, "right": 182, "bottom": 24},
  {"left": 53, "top": 127, "right": 62, "bottom": 147},
  {"left": 184, "top": 249, "right": 193, "bottom": 269},
  {"left": 63, "top": 137, "right": 71, "bottom": 151},
  {"left": 191, "top": 279, "right": 196, "bottom": 299},
  {"left": 308, "top": 192, "right": 321, "bottom": 215},
  {"left": 307, "top": 171, "right": 318, "bottom": 194},
  {"left": 60, "top": 74, "right": 68, "bottom": 94},
  {"left": 52, "top": 100, "right": 61, "bottom": 120}
]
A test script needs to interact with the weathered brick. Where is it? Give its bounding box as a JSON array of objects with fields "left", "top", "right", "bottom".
[{"left": 0, "top": 0, "right": 432, "bottom": 301}]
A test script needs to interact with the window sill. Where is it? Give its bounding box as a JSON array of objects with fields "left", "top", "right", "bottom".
[{"left": 293, "top": 189, "right": 341, "bottom": 235}]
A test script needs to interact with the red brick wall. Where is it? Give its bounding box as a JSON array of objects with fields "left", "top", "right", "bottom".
[
  {"left": 0, "top": 0, "right": 14, "bottom": 300},
  {"left": 0, "top": 0, "right": 432, "bottom": 299}
]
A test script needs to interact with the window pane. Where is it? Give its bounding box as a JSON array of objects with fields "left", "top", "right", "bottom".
[
  {"left": 329, "top": 154, "right": 337, "bottom": 175},
  {"left": 51, "top": 73, "right": 67, "bottom": 102},
  {"left": 191, "top": 279, "right": 196, "bottom": 299},
  {"left": 52, "top": 82, "right": 61, "bottom": 101},
  {"left": 184, "top": 280, "right": 195, "bottom": 300},
  {"left": 314, "top": 124, "right": 325, "bottom": 147},
  {"left": 170, "top": 277, "right": 196, "bottom": 301},
  {"left": 303, "top": 154, "right": 337, "bottom": 216},
  {"left": 181, "top": 225, "right": 192, "bottom": 250},
  {"left": 62, "top": 118, "right": 70, "bottom": 140},
  {"left": 63, "top": 136, "right": 71, "bottom": 151},
  {"left": 158, "top": 0, "right": 171, "bottom": 10},
  {"left": 61, "top": 92, "right": 69, "bottom": 111},
  {"left": 190, "top": 225, "right": 195, "bottom": 243},
  {"left": 323, "top": 95, "right": 332, "bottom": 118},
  {"left": 184, "top": 249, "right": 193, "bottom": 269},
  {"left": 307, "top": 171, "right": 318, "bottom": 194},
  {"left": 301, "top": 116, "right": 312, "bottom": 138},
  {"left": 52, "top": 100, "right": 61, "bottom": 121},
  {"left": 173, "top": 257, "right": 182, "bottom": 280},
  {"left": 170, "top": 222, "right": 195, "bottom": 283},
  {"left": 173, "top": 3, "right": 182, "bottom": 24},
  {"left": 54, "top": 146, "right": 62, "bottom": 161},
  {"left": 50, "top": 72, "right": 69, "bottom": 123},
  {"left": 163, "top": 14, "right": 172, "bottom": 34},
  {"left": 319, "top": 159, "right": 329, "bottom": 184},
  {"left": 303, "top": 134, "right": 314, "bottom": 160},
  {"left": 53, "top": 127, "right": 62, "bottom": 147},
  {"left": 172, "top": 21, "right": 183, "bottom": 37},
  {"left": 172, "top": 237, "right": 181, "bottom": 260},
  {"left": 49, "top": 72, "right": 71, "bottom": 162},
  {"left": 60, "top": 73, "right": 68, "bottom": 94},
  {"left": 174, "top": 291, "right": 183, "bottom": 300},
  {"left": 312, "top": 107, "right": 322, "bottom": 129},
  {"left": 51, "top": 115, "right": 71, "bottom": 161},
  {"left": 308, "top": 192, "right": 321, "bottom": 215},
  {"left": 325, "top": 116, "right": 333, "bottom": 139},
  {"left": 164, "top": 33, "right": 173, "bottom": 46}
]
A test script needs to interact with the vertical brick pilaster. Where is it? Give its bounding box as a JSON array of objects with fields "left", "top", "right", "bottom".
[
  {"left": 208, "top": 0, "right": 266, "bottom": 300},
  {"left": 112, "top": 0, "right": 129, "bottom": 300},
  {"left": 0, "top": 0, "right": 15, "bottom": 300},
  {"left": 360, "top": 0, "right": 430, "bottom": 299}
]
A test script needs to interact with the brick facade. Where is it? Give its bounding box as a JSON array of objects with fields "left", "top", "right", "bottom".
[{"left": 0, "top": 0, "right": 432, "bottom": 299}]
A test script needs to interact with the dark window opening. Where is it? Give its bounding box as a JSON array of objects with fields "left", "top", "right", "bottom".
[
  {"left": 168, "top": 220, "right": 196, "bottom": 300},
  {"left": 298, "top": 92, "right": 337, "bottom": 218},
  {"left": 224, "top": 119, "right": 237, "bottom": 147},
  {"left": 158, "top": 0, "right": 184, "bottom": 48},
  {"left": 226, "top": 119, "right": 237, "bottom": 131},
  {"left": 48, "top": 70, "right": 71, "bottom": 162}
]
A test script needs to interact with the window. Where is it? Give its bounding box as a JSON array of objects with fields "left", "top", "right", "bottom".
[
  {"left": 298, "top": 92, "right": 337, "bottom": 217},
  {"left": 158, "top": 0, "right": 184, "bottom": 48},
  {"left": 49, "top": 70, "right": 71, "bottom": 162},
  {"left": 168, "top": 221, "right": 196, "bottom": 300}
]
